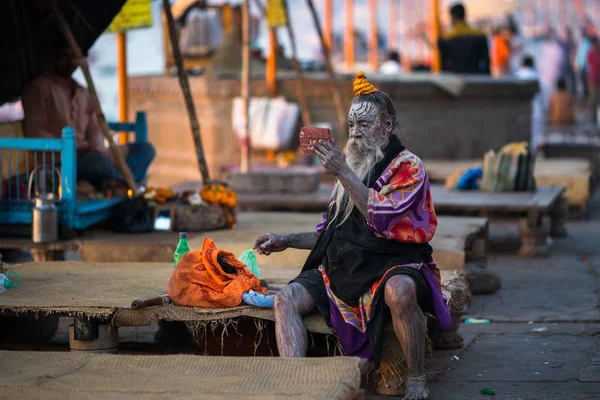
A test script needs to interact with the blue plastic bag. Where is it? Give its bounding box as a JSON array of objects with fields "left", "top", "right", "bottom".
[
  {"left": 242, "top": 290, "right": 275, "bottom": 308},
  {"left": 238, "top": 249, "right": 261, "bottom": 279},
  {"left": 457, "top": 167, "right": 483, "bottom": 190}
]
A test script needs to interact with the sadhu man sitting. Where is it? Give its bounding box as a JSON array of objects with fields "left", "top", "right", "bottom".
[{"left": 254, "top": 72, "right": 451, "bottom": 400}]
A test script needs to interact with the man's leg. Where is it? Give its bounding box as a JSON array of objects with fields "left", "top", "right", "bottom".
[
  {"left": 125, "top": 142, "right": 156, "bottom": 182},
  {"left": 273, "top": 282, "right": 316, "bottom": 357},
  {"left": 385, "top": 275, "right": 428, "bottom": 400},
  {"left": 77, "top": 152, "right": 116, "bottom": 189}
]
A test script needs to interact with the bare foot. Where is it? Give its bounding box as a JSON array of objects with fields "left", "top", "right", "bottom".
[{"left": 402, "top": 376, "right": 429, "bottom": 400}]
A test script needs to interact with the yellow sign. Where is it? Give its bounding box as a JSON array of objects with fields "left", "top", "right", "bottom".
[
  {"left": 109, "top": 0, "right": 153, "bottom": 33},
  {"left": 266, "top": 0, "right": 287, "bottom": 28}
]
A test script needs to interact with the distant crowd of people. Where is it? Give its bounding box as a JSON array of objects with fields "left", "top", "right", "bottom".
[{"left": 378, "top": 2, "right": 600, "bottom": 149}]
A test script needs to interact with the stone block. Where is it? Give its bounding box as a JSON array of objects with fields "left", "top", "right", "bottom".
[{"left": 228, "top": 167, "right": 321, "bottom": 193}]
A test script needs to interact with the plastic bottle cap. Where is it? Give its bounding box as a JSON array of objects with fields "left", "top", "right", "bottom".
[
  {"left": 179, "top": 232, "right": 187, "bottom": 239},
  {"left": 3, "top": 271, "right": 19, "bottom": 289}
]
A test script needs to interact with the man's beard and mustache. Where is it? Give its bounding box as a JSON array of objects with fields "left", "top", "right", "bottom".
[{"left": 329, "top": 133, "right": 389, "bottom": 226}]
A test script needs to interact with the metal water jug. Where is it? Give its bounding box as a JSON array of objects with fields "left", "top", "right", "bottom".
[{"left": 28, "top": 166, "right": 61, "bottom": 243}]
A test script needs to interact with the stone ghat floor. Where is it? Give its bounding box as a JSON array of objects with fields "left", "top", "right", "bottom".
[
  {"left": 2, "top": 193, "right": 600, "bottom": 400},
  {"left": 411, "top": 191, "right": 600, "bottom": 400}
]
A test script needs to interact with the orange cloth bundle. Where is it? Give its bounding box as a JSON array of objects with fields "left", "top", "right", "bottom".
[{"left": 167, "top": 238, "right": 265, "bottom": 308}]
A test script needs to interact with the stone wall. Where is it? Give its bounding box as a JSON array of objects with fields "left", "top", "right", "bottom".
[{"left": 129, "top": 72, "right": 538, "bottom": 187}]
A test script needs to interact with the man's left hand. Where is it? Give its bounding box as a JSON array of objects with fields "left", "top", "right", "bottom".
[{"left": 313, "top": 140, "right": 348, "bottom": 176}]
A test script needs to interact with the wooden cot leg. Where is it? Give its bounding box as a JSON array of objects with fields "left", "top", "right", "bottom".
[
  {"left": 30, "top": 249, "right": 63, "bottom": 262},
  {"left": 429, "top": 311, "right": 464, "bottom": 350},
  {"left": 518, "top": 213, "right": 550, "bottom": 258},
  {"left": 69, "top": 318, "right": 119, "bottom": 353},
  {"left": 550, "top": 196, "right": 569, "bottom": 238}
]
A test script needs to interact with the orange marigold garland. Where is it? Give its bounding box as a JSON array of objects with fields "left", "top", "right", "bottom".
[
  {"left": 200, "top": 181, "right": 237, "bottom": 227},
  {"left": 144, "top": 187, "right": 174, "bottom": 204}
]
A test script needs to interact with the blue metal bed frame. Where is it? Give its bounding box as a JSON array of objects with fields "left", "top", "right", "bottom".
[{"left": 0, "top": 111, "right": 148, "bottom": 230}]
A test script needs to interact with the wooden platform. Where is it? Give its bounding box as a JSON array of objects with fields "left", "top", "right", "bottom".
[
  {"left": 228, "top": 166, "right": 322, "bottom": 193},
  {"left": 0, "top": 213, "right": 488, "bottom": 272},
  {"left": 430, "top": 184, "right": 567, "bottom": 258},
  {"left": 236, "top": 184, "right": 332, "bottom": 211},
  {"left": 424, "top": 158, "right": 593, "bottom": 211},
  {"left": 75, "top": 213, "right": 487, "bottom": 271},
  {"left": 431, "top": 185, "right": 565, "bottom": 214}
]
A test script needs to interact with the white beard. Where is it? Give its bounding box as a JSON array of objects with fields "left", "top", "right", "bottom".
[{"left": 329, "top": 134, "right": 389, "bottom": 226}]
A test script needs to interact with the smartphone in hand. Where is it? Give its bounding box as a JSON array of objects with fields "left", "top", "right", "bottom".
[{"left": 299, "top": 127, "right": 332, "bottom": 155}]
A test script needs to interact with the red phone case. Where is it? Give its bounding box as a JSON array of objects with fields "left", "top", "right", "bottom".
[{"left": 299, "top": 127, "right": 332, "bottom": 155}]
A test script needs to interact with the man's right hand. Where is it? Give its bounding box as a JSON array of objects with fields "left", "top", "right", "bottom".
[{"left": 253, "top": 233, "right": 289, "bottom": 255}]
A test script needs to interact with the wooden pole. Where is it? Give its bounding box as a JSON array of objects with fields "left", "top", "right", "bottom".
[
  {"left": 306, "top": 0, "right": 347, "bottom": 132},
  {"left": 430, "top": 0, "right": 441, "bottom": 73},
  {"left": 283, "top": 0, "right": 312, "bottom": 127},
  {"left": 368, "top": 0, "right": 378, "bottom": 71},
  {"left": 117, "top": 32, "right": 128, "bottom": 145},
  {"left": 254, "top": 0, "right": 312, "bottom": 127},
  {"left": 400, "top": 0, "right": 411, "bottom": 72},
  {"left": 389, "top": 0, "right": 398, "bottom": 50},
  {"left": 162, "top": 0, "right": 211, "bottom": 183},
  {"left": 241, "top": 0, "right": 251, "bottom": 173},
  {"left": 51, "top": 1, "right": 138, "bottom": 196},
  {"left": 418, "top": 0, "right": 425, "bottom": 65},
  {"left": 324, "top": 0, "right": 333, "bottom": 51},
  {"left": 223, "top": 4, "right": 233, "bottom": 34},
  {"left": 266, "top": 29, "right": 277, "bottom": 96},
  {"left": 344, "top": 0, "right": 354, "bottom": 71}
]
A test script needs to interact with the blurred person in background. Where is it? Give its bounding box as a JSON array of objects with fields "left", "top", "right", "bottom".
[
  {"left": 516, "top": 55, "right": 544, "bottom": 153},
  {"left": 379, "top": 51, "right": 404, "bottom": 75},
  {"left": 576, "top": 27, "right": 592, "bottom": 100},
  {"left": 0, "top": 101, "right": 23, "bottom": 123},
  {"left": 22, "top": 41, "right": 155, "bottom": 190},
  {"left": 559, "top": 27, "right": 577, "bottom": 94},
  {"left": 437, "top": 2, "right": 490, "bottom": 75},
  {"left": 539, "top": 28, "right": 564, "bottom": 112},
  {"left": 587, "top": 36, "right": 600, "bottom": 124},
  {"left": 549, "top": 77, "right": 576, "bottom": 126},
  {"left": 491, "top": 26, "right": 511, "bottom": 77},
  {"left": 507, "top": 14, "right": 525, "bottom": 75}
]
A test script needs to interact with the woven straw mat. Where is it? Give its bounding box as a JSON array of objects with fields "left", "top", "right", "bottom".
[{"left": 0, "top": 350, "right": 363, "bottom": 400}]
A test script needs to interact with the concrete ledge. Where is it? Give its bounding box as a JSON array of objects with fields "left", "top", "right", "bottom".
[{"left": 228, "top": 166, "right": 321, "bottom": 193}]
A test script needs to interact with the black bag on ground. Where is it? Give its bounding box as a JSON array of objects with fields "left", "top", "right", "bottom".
[{"left": 111, "top": 197, "right": 153, "bottom": 233}]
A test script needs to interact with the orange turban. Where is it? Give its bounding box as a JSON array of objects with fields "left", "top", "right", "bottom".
[{"left": 353, "top": 71, "right": 378, "bottom": 97}]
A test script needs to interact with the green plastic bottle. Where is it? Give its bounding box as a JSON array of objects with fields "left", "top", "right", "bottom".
[{"left": 174, "top": 232, "right": 191, "bottom": 268}]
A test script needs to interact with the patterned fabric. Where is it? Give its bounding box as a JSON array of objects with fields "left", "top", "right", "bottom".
[
  {"left": 320, "top": 263, "right": 422, "bottom": 333},
  {"left": 316, "top": 149, "right": 445, "bottom": 329}
]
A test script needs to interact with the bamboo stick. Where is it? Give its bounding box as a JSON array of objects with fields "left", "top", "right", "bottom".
[
  {"left": 241, "top": 0, "right": 251, "bottom": 173},
  {"left": 117, "top": 32, "right": 128, "bottom": 145},
  {"left": 344, "top": 0, "right": 355, "bottom": 71},
  {"left": 283, "top": 0, "right": 312, "bottom": 126},
  {"left": 266, "top": 29, "right": 277, "bottom": 95},
  {"left": 389, "top": 0, "right": 398, "bottom": 50},
  {"left": 253, "top": 0, "right": 312, "bottom": 126},
  {"left": 430, "top": 0, "right": 441, "bottom": 73},
  {"left": 368, "top": 0, "right": 378, "bottom": 71},
  {"left": 323, "top": 0, "right": 333, "bottom": 51},
  {"left": 162, "top": 0, "right": 211, "bottom": 183},
  {"left": 306, "top": 0, "right": 347, "bottom": 133},
  {"left": 51, "top": 1, "right": 138, "bottom": 196}
]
